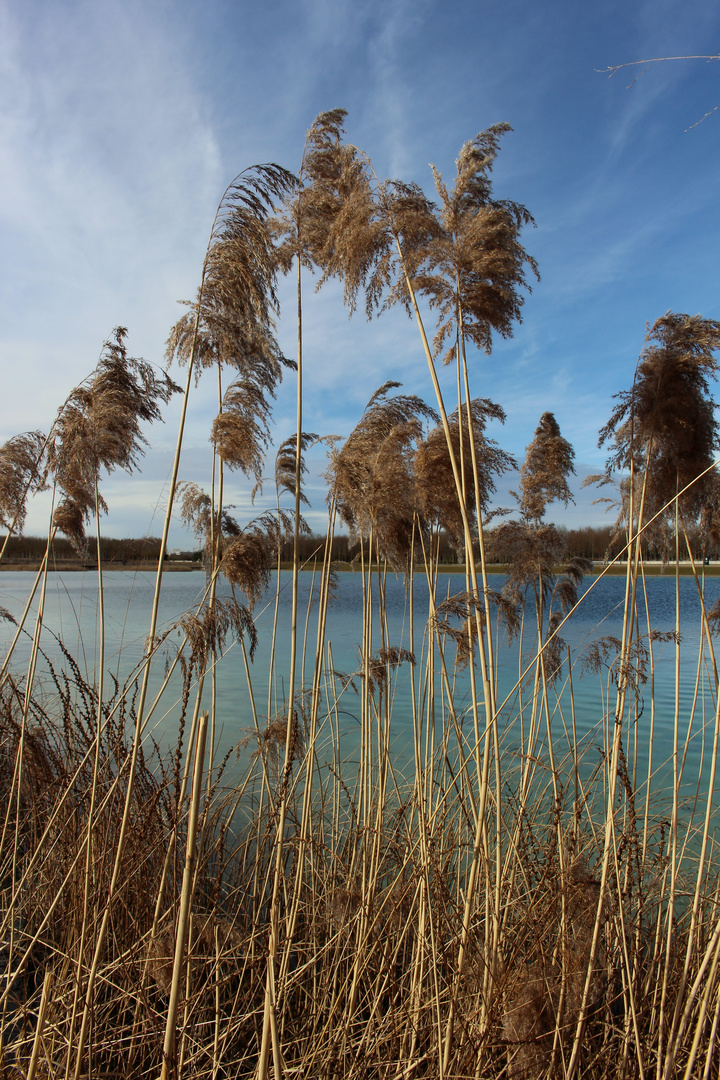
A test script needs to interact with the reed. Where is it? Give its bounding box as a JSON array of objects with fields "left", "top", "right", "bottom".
[{"left": 2, "top": 116, "right": 720, "bottom": 1080}]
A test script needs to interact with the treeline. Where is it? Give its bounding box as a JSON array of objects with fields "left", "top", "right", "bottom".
[
  {"left": 552, "top": 524, "right": 720, "bottom": 562},
  {"left": 280, "top": 525, "right": 674, "bottom": 564},
  {"left": 4, "top": 523, "right": 717, "bottom": 566},
  {"left": 284, "top": 524, "right": 720, "bottom": 564},
  {"left": 0, "top": 535, "right": 200, "bottom": 563}
]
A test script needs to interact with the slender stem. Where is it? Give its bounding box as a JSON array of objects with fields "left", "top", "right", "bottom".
[
  {"left": 259, "top": 226, "right": 304, "bottom": 1080},
  {"left": 74, "top": 269, "right": 203, "bottom": 1080},
  {"left": 160, "top": 711, "right": 209, "bottom": 1080},
  {"left": 65, "top": 481, "right": 106, "bottom": 1077}
]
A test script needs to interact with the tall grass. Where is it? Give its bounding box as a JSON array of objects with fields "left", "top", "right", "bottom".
[{"left": 1, "top": 113, "right": 720, "bottom": 1080}]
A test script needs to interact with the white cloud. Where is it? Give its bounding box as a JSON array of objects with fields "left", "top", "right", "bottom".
[{"left": 0, "top": 0, "right": 222, "bottom": 432}]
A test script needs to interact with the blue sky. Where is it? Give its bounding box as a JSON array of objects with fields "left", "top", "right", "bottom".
[{"left": 1, "top": 0, "right": 719, "bottom": 544}]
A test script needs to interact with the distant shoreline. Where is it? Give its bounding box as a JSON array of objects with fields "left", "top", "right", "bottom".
[
  {"left": 0, "top": 560, "right": 201, "bottom": 573},
  {"left": 1, "top": 559, "right": 719, "bottom": 576}
]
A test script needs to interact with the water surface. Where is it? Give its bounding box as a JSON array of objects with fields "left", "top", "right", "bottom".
[{"left": 2, "top": 568, "right": 718, "bottom": 812}]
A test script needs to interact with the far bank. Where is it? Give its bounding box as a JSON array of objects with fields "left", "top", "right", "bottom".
[{"left": 2, "top": 559, "right": 720, "bottom": 576}]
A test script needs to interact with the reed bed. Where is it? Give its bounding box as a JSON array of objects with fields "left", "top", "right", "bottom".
[{"left": 1, "top": 110, "right": 720, "bottom": 1080}]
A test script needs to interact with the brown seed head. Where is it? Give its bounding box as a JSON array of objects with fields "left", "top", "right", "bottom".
[
  {"left": 599, "top": 311, "right": 720, "bottom": 524},
  {"left": 0, "top": 430, "right": 48, "bottom": 532}
]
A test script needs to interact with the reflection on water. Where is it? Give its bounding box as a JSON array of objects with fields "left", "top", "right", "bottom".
[{"left": 1, "top": 568, "right": 719, "bottom": 810}]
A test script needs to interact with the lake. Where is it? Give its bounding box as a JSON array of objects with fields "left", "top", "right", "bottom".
[{"left": 1, "top": 567, "right": 719, "bottom": 817}]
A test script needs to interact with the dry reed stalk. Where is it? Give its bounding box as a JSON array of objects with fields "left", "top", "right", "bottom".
[
  {"left": 26, "top": 969, "right": 53, "bottom": 1080},
  {"left": 660, "top": 628, "right": 720, "bottom": 1074},
  {"left": 71, "top": 166, "right": 291, "bottom": 1079},
  {"left": 377, "top": 229, "right": 506, "bottom": 1067},
  {"left": 0, "top": 531, "right": 53, "bottom": 688},
  {"left": 0, "top": 627, "right": 184, "bottom": 1008},
  {"left": 401, "top": 528, "right": 444, "bottom": 1078},
  {"left": 561, "top": 313, "right": 720, "bottom": 1080},
  {"left": 427, "top": 134, "right": 538, "bottom": 881},
  {"left": 1, "top": 544, "right": 50, "bottom": 1056},
  {"left": 232, "top": 130, "right": 336, "bottom": 1077},
  {"left": 160, "top": 711, "right": 209, "bottom": 1080},
  {"left": 278, "top": 522, "right": 337, "bottom": 990},
  {"left": 263, "top": 434, "right": 316, "bottom": 741},
  {"left": 63, "top": 484, "right": 107, "bottom": 1077},
  {"left": 654, "top": 512, "right": 684, "bottom": 1077},
  {"left": 3, "top": 332, "right": 180, "bottom": 1072},
  {"left": 261, "top": 129, "right": 353, "bottom": 1065},
  {"left": 461, "top": 404, "right": 506, "bottom": 1000},
  {"left": 68, "top": 352, "right": 195, "bottom": 1076},
  {"left": 0, "top": 696, "right": 171, "bottom": 1046},
  {"left": 300, "top": 122, "right": 503, "bottom": 839}
]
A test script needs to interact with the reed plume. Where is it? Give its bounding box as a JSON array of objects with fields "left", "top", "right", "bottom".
[
  {"left": 290, "top": 117, "right": 537, "bottom": 368},
  {"left": 166, "top": 165, "right": 296, "bottom": 550},
  {"left": 271, "top": 108, "right": 354, "bottom": 275},
  {"left": 698, "top": 468, "right": 720, "bottom": 557},
  {"left": 419, "top": 124, "right": 538, "bottom": 362},
  {"left": 416, "top": 397, "right": 515, "bottom": 551},
  {"left": 582, "top": 628, "right": 678, "bottom": 695},
  {"left": 178, "top": 481, "right": 214, "bottom": 540},
  {"left": 47, "top": 327, "right": 178, "bottom": 542},
  {"left": 179, "top": 596, "right": 258, "bottom": 677},
  {"left": 490, "top": 414, "right": 589, "bottom": 699},
  {"left": 327, "top": 382, "right": 437, "bottom": 569},
  {"left": 221, "top": 509, "right": 298, "bottom": 607},
  {"left": 50, "top": 499, "right": 87, "bottom": 553},
  {"left": 166, "top": 169, "right": 294, "bottom": 375},
  {"left": 166, "top": 166, "right": 295, "bottom": 376},
  {"left": 492, "top": 412, "right": 586, "bottom": 605},
  {"left": 598, "top": 311, "right": 720, "bottom": 526},
  {"left": 335, "top": 176, "right": 439, "bottom": 319},
  {"left": 272, "top": 431, "right": 318, "bottom": 506},
  {"left": 273, "top": 111, "right": 438, "bottom": 320},
  {"left": 211, "top": 370, "right": 278, "bottom": 482},
  {"left": 0, "top": 431, "right": 48, "bottom": 536},
  {"left": 178, "top": 480, "right": 241, "bottom": 569},
  {"left": 519, "top": 411, "right": 576, "bottom": 525},
  {"left": 361, "top": 645, "right": 416, "bottom": 695},
  {"left": 433, "top": 588, "right": 520, "bottom": 668},
  {"left": 243, "top": 706, "right": 304, "bottom": 774}
]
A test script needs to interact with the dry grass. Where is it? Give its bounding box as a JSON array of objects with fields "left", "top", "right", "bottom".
[{"left": 1, "top": 646, "right": 716, "bottom": 1080}]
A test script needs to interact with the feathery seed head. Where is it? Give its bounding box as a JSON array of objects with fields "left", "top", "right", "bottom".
[
  {"left": 180, "top": 596, "right": 257, "bottom": 678},
  {"left": 221, "top": 509, "right": 299, "bottom": 607},
  {"left": 0, "top": 431, "right": 48, "bottom": 533},
  {"left": 52, "top": 499, "right": 87, "bottom": 554},
  {"left": 424, "top": 124, "right": 539, "bottom": 361},
  {"left": 520, "top": 412, "right": 575, "bottom": 525},
  {"left": 211, "top": 371, "right": 278, "bottom": 481},
  {"left": 599, "top": 311, "right": 720, "bottom": 524},
  {"left": 416, "top": 398, "right": 514, "bottom": 549},
  {"left": 327, "top": 383, "right": 437, "bottom": 569},
  {"left": 48, "top": 328, "right": 178, "bottom": 528},
  {"left": 273, "top": 432, "right": 319, "bottom": 506}
]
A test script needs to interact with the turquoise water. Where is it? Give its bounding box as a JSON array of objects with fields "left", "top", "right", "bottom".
[{"left": 1, "top": 568, "right": 719, "bottom": 808}]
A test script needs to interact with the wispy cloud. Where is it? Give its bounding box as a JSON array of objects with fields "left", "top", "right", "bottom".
[
  {"left": 2, "top": 0, "right": 720, "bottom": 547},
  {"left": 0, "top": 0, "right": 222, "bottom": 428}
]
